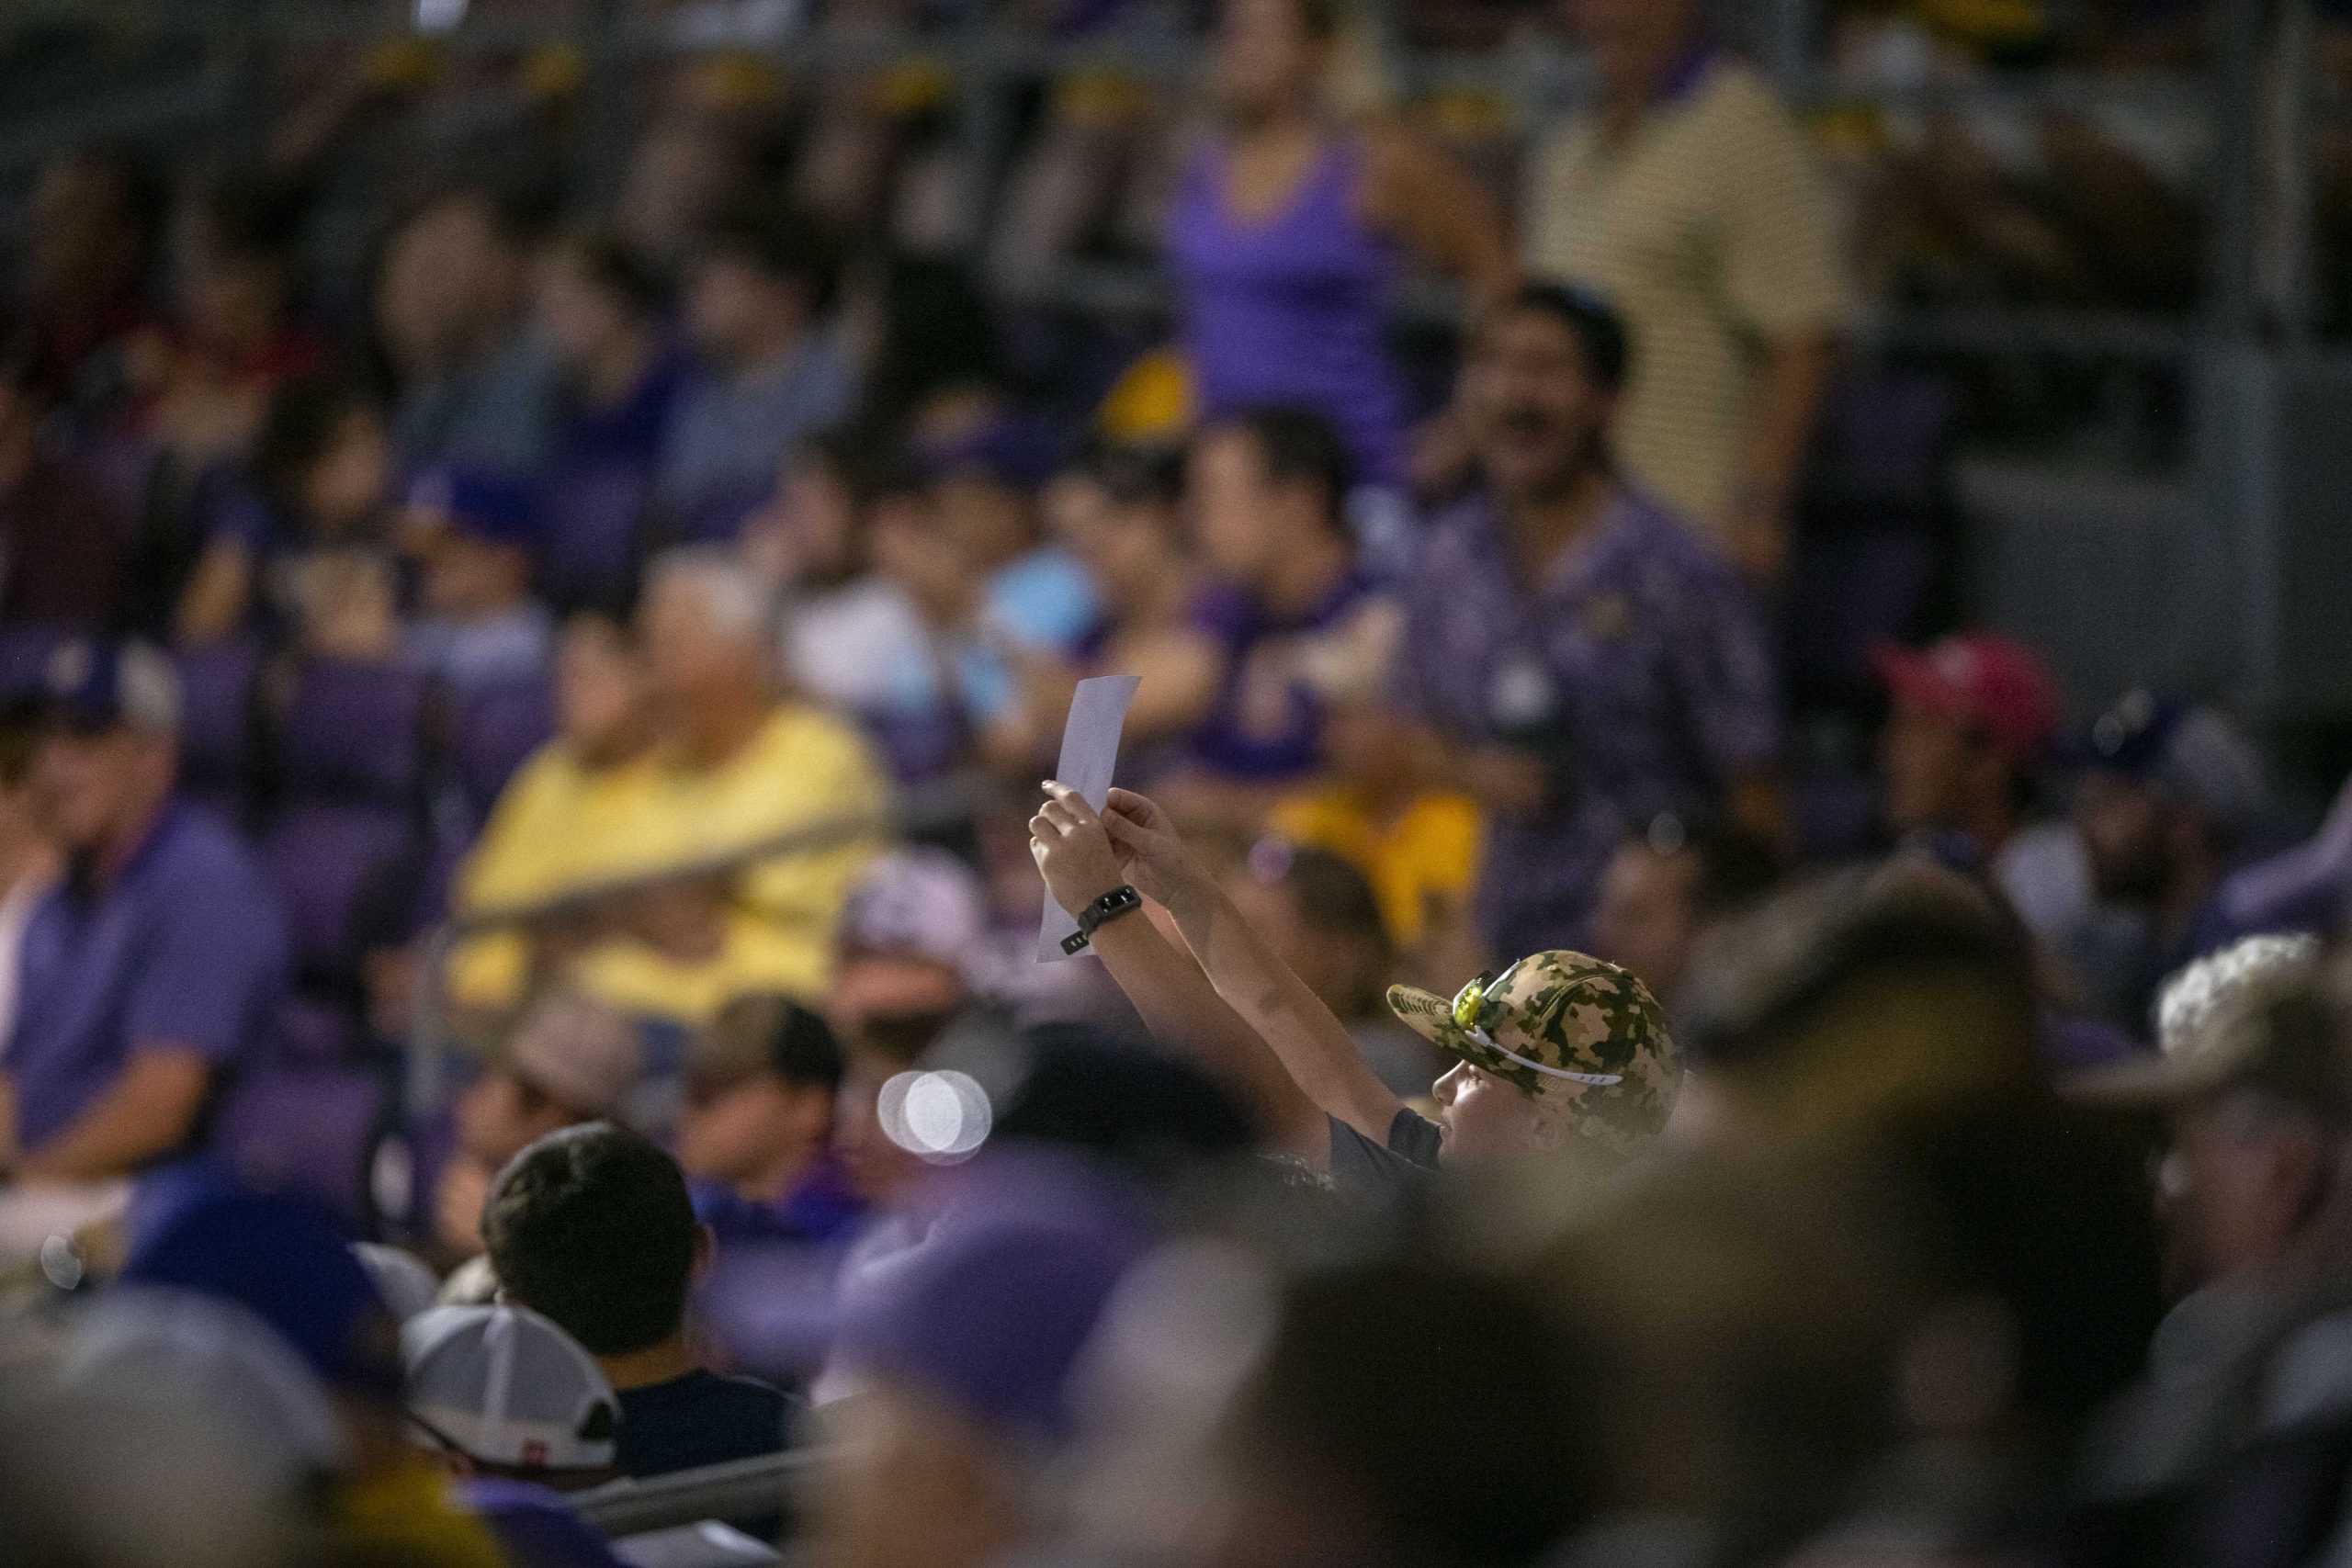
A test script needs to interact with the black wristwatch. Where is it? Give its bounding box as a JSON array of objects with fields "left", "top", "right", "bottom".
[{"left": 1061, "top": 885, "right": 1145, "bottom": 955}]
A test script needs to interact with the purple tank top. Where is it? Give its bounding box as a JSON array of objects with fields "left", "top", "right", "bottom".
[{"left": 1168, "top": 136, "right": 1408, "bottom": 488}]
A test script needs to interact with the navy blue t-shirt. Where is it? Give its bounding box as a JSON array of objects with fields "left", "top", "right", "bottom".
[{"left": 614, "top": 1370, "right": 793, "bottom": 1480}]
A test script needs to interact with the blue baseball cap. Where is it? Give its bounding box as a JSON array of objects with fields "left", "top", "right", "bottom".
[
  {"left": 37, "top": 638, "right": 180, "bottom": 734},
  {"left": 406, "top": 466, "right": 541, "bottom": 552},
  {"left": 120, "top": 1186, "right": 402, "bottom": 1400}
]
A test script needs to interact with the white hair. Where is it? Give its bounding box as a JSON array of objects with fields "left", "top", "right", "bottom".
[
  {"left": 644, "top": 546, "right": 775, "bottom": 647},
  {"left": 2155, "top": 933, "right": 2322, "bottom": 1057}
]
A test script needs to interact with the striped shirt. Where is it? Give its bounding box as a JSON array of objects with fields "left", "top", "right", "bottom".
[{"left": 1523, "top": 59, "right": 1852, "bottom": 544}]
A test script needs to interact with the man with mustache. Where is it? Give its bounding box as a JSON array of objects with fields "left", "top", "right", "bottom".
[{"left": 1376, "top": 285, "right": 1781, "bottom": 964}]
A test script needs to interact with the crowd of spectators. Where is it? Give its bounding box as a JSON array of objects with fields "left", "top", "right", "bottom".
[{"left": 6, "top": 0, "right": 2352, "bottom": 1565}]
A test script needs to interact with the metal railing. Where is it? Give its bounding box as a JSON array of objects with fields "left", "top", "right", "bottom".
[{"left": 574, "top": 1449, "right": 824, "bottom": 1540}]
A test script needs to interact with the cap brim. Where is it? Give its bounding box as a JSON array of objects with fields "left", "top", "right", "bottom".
[
  {"left": 1385, "top": 984, "right": 1524, "bottom": 1083},
  {"left": 2060, "top": 1050, "right": 2233, "bottom": 1111}
]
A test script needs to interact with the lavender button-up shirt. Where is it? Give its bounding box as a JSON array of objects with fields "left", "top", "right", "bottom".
[{"left": 1397, "top": 488, "right": 1780, "bottom": 956}]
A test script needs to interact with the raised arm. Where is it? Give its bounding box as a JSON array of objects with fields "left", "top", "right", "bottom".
[
  {"left": 1098, "top": 787, "right": 1405, "bottom": 1148},
  {"left": 1031, "top": 785, "right": 1326, "bottom": 1161}
]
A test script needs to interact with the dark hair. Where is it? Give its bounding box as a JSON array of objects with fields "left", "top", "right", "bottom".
[
  {"left": 1214, "top": 406, "right": 1353, "bottom": 536},
  {"left": 0, "top": 708, "right": 36, "bottom": 790},
  {"left": 196, "top": 173, "right": 312, "bottom": 266},
  {"left": 548, "top": 226, "right": 671, "bottom": 321},
  {"left": 1085, "top": 440, "right": 1187, "bottom": 511},
  {"left": 1498, "top": 281, "right": 1634, "bottom": 395},
  {"left": 482, "top": 1124, "right": 699, "bottom": 1357},
  {"left": 254, "top": 375, "right": 378, "bottom": 517},
  {"left": 1686, "top": 825, "right": 1786, "bottom": 924},
  {"left": 697, "top": 197, "right": 842, "bottom": 315},
  {"left": 1229, "top": 1258, "right": 1590, "bottom": 1565},
  {"left": 1282, "top": 0, "right": 1341, "bottom": 41},
  {"left": 749, "top": 995, "right": 845, "bottom": 1091},
  {"left": 1263, "top": 843, "right": 1390, "bottom": 950}
]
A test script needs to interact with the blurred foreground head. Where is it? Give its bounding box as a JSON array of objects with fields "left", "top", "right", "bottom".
[
  {"left": 817, "top": 1151, "right": 1149, "bottom": 1568},
  {"left": 1672, "top": 859, "right": 2040, "bottom": 1146},
  {"left": 1186, "top": 1253, "right": 1590, "bottom": 1568}
]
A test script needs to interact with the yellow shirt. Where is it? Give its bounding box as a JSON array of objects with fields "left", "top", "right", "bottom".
[
  {"left": 1522, "top": 62, "right": 1853, "bottom": 540},
  {"left": 1267, "top": 789, "right": 1484, "bottom": 951},
  {"left": 568, "top": 705, "right": 888, "bottom": 1021},
  {"left": 452, "top": 706, "right": 888, "bottom": 1020},
  {"left": 448, "top": 744, "right": 665, "bottom": 1008}
]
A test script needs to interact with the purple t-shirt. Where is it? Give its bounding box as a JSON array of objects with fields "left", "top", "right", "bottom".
[
  {"left": 5, "top": 802, "right": 288, "bottom": 1157},
  {"left": 1188, "top": 569, "right": 1393, "bottom": 783},
  {"left": 1398, "top": 490, "right": 1780, "bottom": 955}
]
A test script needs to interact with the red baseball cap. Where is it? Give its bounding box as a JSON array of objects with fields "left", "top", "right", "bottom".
[{"left": 1874, "top": 634, "right": 2061, "bottom": 766}]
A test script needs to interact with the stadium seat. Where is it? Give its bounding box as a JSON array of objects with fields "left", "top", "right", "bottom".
[
  {"left": 451, "top": 674, "right": 557, "bottom": 820},
  {"left": 259, "top": 805, "right": 423, "bottom": 987},
  {"left": 277, "top": 659, "right": 433, "bottom": 807},
  {"left": 215, "top": 1062, "right": 390, "bottom": 1229},
  {"left": 173, "top": 639, "right": 263, "bottom": 813}
]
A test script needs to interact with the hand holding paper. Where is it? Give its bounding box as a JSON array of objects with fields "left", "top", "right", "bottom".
[{"left": 1035, "top": 675, "right": 1140, "bottom": 961}]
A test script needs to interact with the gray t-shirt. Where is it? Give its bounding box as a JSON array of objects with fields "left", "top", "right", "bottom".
[{"left": 1326, "top": 1107, "right": 1442, "bottom": 1204}]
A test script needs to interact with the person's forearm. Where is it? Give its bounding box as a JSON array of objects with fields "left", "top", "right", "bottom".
[
  {"left": 17, "top": 1054, "right": 209, "bottom": 1183},
  {"left": 1737, "top": 333, "right": 1839, "bottom": 507},
  {"left": 1090, "top": 914, "right": 1325, "bottom": 1158},
  {"left": 1164, "top": 885, "right": 1402, "bottom": 1144}
]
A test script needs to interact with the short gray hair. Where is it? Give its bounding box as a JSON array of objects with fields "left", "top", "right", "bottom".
[{"left": 2156, "top": 933, "right": 2322, "bottom": 1057}]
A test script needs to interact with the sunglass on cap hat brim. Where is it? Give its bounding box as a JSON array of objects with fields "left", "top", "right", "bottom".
[{"left": 1448, "top": 974, "right": 1623, "bottom": 1088}]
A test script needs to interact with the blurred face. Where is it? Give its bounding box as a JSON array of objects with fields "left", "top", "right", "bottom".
[
  {"left": 1591, "top": 844, "right": 1701, "bottom": 1000},
  {"left": 456, "top": 1071, "right": 569, "bottom": 1167},
  {"left": 2163, "top": 1098, "right": 2324, "bottom": 1289},
  {"left": 833, "top": 1049, "right": 932, "bottom": 1204},
  {"left": 1053, "top": 480, "right": 1178, "bottom": 607},
  {"left": 1430, "top": 1061, "right": 1565, "bottom": 1163},
  {"left": 868, "top": 496, "right": 975, "bottom": 622},
  {"left": 1566, "top": 0, "right": 1702, "bottom": 89},
  {"left": 1224, "top": 874, "right": 1363, "bottom": 1021},
  {"left": 784, "top": 455, "right": 861, "bottom": 581},
  {"left": 557, "top": 615, "right": 649, "bottom": 758},
  {"left": 933, "top": 475, "right": 1035, "bottom": 574},
  {"left": 1216, "top": 0, "right": 1325, "bottom": 120},
  {"left": 1461, "top": 308, "right": 1612, "bottom": 504},
  {"left": 184, "top": 249, "right": 286, "bottom": 349},
  {"left": 1881, "top": 699, "right": 1970, "bottom": 833},
  {"left": 678, "top": 1074, "right": 826, "bottom": 1190},
  {"left": 377, "top": 203, "right": 499, "bottom": 370},
  {"left": 686, "top": 256, "right": 796, "bottom": 364},
  {"left": 1189, "top": 429, "right": 1283, "bottom": 584},
  {"left": 303, "top": 407, "right": 390, "bottom": 532},
  {"left": 816, "top": 1382, "right": 1025, "bottom": 1568},
  {"left": 538, "top": 255, "right": 637, "bottom": 374},
  {"left": 421, "top": 533, "right": 529, "bottom": 618},
  {"left": 32, "top": 728, "right": 169, "bottom": 855},
  {"left": 2077, "top": 773, "right": 2167, "bottom": 902},
  {"left": 638, "top": 579, "right": 762, "bottom": 714}
]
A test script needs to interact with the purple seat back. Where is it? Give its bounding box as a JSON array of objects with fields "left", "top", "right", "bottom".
[
  {"left": 539, "top": 467, "right": 650, "bottom": 615},
  {"left": 174, "top": 640, "right": 263, "bottom": 805},
  {"left": 453, "top": 677, "right": 556, "bottom": 818},
  {"left": 216, "top": 1063, "right": 388, "bottom": 1227},
  {"left": 260, "top": 805, "right": 421, "bottom": 980},
  {"left": 280, "top": 660, "right": 431, "bottom": 807}
]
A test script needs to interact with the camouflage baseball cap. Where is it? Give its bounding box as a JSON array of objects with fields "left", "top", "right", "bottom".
[{"left": 1387, "top": 952, "right": 1679, "bottom": 1149}]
